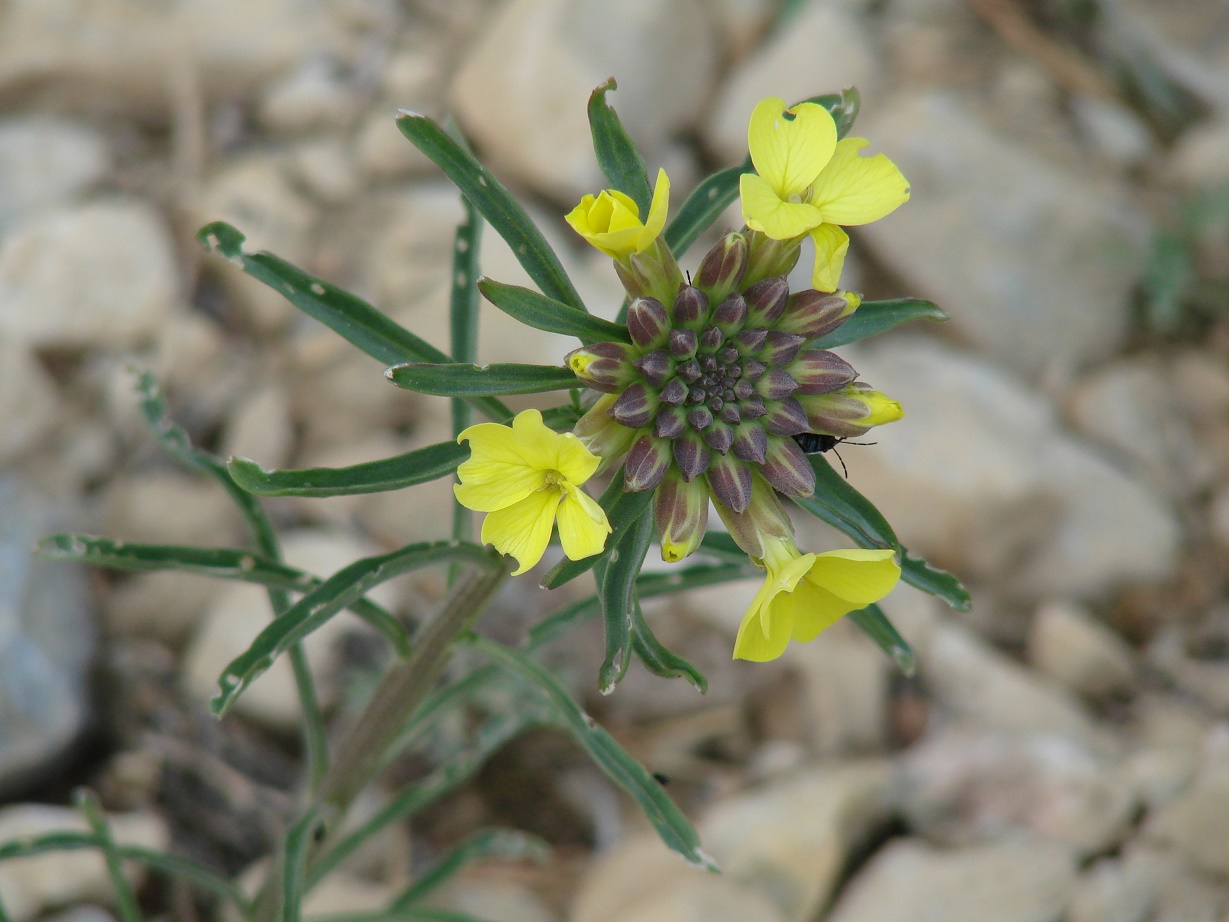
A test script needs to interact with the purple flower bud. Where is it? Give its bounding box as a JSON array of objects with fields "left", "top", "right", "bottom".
[
  {"left": 626, "top": 297, "right": 671, "bottom": 349},
  {"left": 654, "top": 467, "right": 709, "bottom": 563},
  {"left": 671, "top": 285, "right": 709, "bottom": 329},
  {"left": 743, "top": 276, "right": 789, "bottom": 326},
  {"left": 687, "top": 406, "right": 713, "bottom": 431},
  {"left": 699, "top": 324, "right": 724, "bottom": 352},
  {"left": 706, "top": 454, "right": 753, "bottom": 514},
  {"left": 760, "top": 397, "right": 809, "bottom": 436},
  {"left": 731, "top": 423, "right": 768, "bottom": 463},
  {"left": 743, "top": 231, "right": 802, "bottom": 288},
  {"left": 660, "top": 377, "right": 689, "bottom": 405},
  {"left": 694, "top": 233, "right": 748, "bottom": 304},
  {"left": 742, "top": 359, "right": 767, "bottom": 381},
  {"left": 608, "top": 383, "right": 658, "bottom": 428},
  {"left": 672, "top": 433, "right": 712, "bottom": 481},
  {"left": 711, "top": 293, "right": 748, "bottom": 335},
  {"left": 632, "top": 349, "right": 674, "bottom": 387},
  {"left": 719, "top": 402, "right": 742, "bottom": 425},
  {"left": 624, "top": 434, "right": 672, "bottom": 492},
  {"left": 789, "top": 349, "right": 857, "bottom": 395},
  {"left": 760, "top": 437, "right": 817, "bottom": 497},
  {"left": 614, "top": 239, "right": 685, "bottom": 305},
  {"left": 702, "top": 421, "right": 734, "bottom": 454},
  {"left": 733, "top": 329, "right": 767, "bottom": 354},
  {"left": 778, "top": 290, "right": 856, "bottom": 340},
  {"left": 741, "top": 396, "right": 767, "bottom": 420},
  {"left": 654, "top": 405, "right": 687, "bottom": 438},
  {"left": 668, "top": 328, "right": 698, "bottom": 359},
  {"left": 756, "top": 368, "right": 799, "bottom": 401},
  {"left": 734, "top": 379, "right": 755, "bottom": 401},
  {"left": 760, "top": 331, "right": 806, "bottom": 367},
  {"left": 719, "top": 345, "right": 741, "bottom": 365},
  {"left": 566, "top": 341, "right": 635, "bottom": 393}
]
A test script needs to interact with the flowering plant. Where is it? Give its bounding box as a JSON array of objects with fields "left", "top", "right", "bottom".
[{"left": 34, "top": 81, "right": 968, "bottom": 917}]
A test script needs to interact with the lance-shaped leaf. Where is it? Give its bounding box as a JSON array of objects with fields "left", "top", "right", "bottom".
[
  {"left": 848, "top": 603, "right": 917, "bottom": 676},
  {"left": 901, "top": 549, "right": 972, "bottom": 612},
  {"left": 210, "top": 541, "right": 499, "bottom": 717},
  {"left": 387, "top": 362, "right": 580, "bottom": 397},
  {"left": 588, "top": 78, "right": 652, "bottom": 216},
  {"left": 396, "top": 111, "right": 585, "bottom": 312},
  {"left": 596, "top": 505, "right": 653, "bottom": 694},
  {"left": 809, "top": 298, "right": 948, "bottom": 350},
  {"left": 631, "top": 602, "right": 708, "bottom": 693},
  {"left": 467, "top": 635, "right": 717, "bottom": 871},
  {"left": 479, "top": 279, "right": 631, "bottom": 344},
  {"left": 228, "top": 441, "right": 467, "bottom": 497},
  {"left": 795, "top": 454, "right": 900, "bottom": 551},
  {"left": 389, "top": 829, "right": 549, "bottom": 910}
]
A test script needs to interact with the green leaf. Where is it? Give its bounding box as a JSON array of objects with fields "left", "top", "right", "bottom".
[
  {"left": 794, "top": 455, "right": 900, "bottom": 551},
  {"left": 587, "top": 78, "right": 652, "bottom": 216},
  {"left": 696, "top": 530, "right": 746, "bottom": 564},
  {"left": 387, "top": 362, "right": 580, "bottom": 397},
  {"left": 36, "top": 535, "right": 409, "bottom": 655},
  {"left": 395, "top": 112, "right": 585, "bottom": 312},
  {"left": 467, "top": 635, "right": 716, "bottom": 871},
  {"left": 75, "top": 789, "right": 143, "bottom": 922},
  {"left": 631, "top": 602, "right": 708, "bottom": 693},
  {"left": 596, "top": 504, "right": 653, "bottom": 693},
  {"left": 796, "top": 87, "right": 861, "bottom": 140},
  {"left": 663, "top": 160, "right": 749, "bottom": 260},
  {"left": 228, "top": 441, "right": 467, "bottom": 497},
  {"left": 809, "top": 298, "right": 948, "bottom": 350},
  {"left": 900, "top": 549, "right": 971, "bottom": 612},
  {"left": 283, "top": 806, "right": 326, "bottom": 922},
  {"left": 540, "top": 472, "right": 653, "bottom": 589},
  {"left": 211, "top": 541, "right": 499, "bottom": 717},
  {"left": 389, "top": 829, "right": 549, "bottom": 910},
  {"left": 479, "top": 279, "right": 630, "bottom": 344},
  {"left": 847, "top": 603, "right": 917, "bottom": 676}
]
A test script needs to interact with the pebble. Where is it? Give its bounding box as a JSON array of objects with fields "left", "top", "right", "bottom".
[
  {"left": 0, "top": 337, "right": 61, "bottom": 463},
  {"left": 258, "top": 59, "right": 355, "bottom": 136},
  {"left": 900, "top": 726, "right": 1136, "bottom": 856},
  {"left": 0, "top": 116, "right": 108, "bottom": 229},
  {"left": 0, "top": 200, "right": 178, "bottom": 350},
  {"left": 1069, "top": 94, "right": 1155, "bottom": 168},
  {"left": 1145, "top": 753, "right": 1229, "bottom": 877},
  {"left": 221, "top": 378, "right": 295, "bottom": 472},
  {"left": 102, "top": 469, "right": 246, "bottom": 549},
  {"left": 449, "top": 0, "right": 719, "bottom": 202},
  {"left": 353, "top": 105, "right": 435, "bottom": 180},
  {"left": 1067, "top": 857, "right": 1156, "bottom": 922},
  {"left": 857, "top": 90, "right": 1150, "bottom": 378},
  {"left": 102, "top": 570, "right": 222, "bottom": 648},
  {"left": 289, "top": 137, "right": 363, "bottom": 205},
  {"left": 1026, "top": 601, "right": 1138, "bottom": 702},
  {"left": 428, "top": 876, "right": 559, "bottom": 922},
  {"left": 826, "top": 839, "right": 1078, "bottom": 922},
  {"left": 0, "top": 478, "right": 95, "bottom": 797},
  {"left": 0, "top": 803, "right": 166, "bottom": 922},
  {"left": 844, "top": 336, "right": 1182, "bottom": 600},
  {"left": 1167, "top": 117, "right": 1229, "bottom": 190}
]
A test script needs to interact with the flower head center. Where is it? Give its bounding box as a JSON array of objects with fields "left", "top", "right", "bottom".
[{"left": 541, "top": 469, "right": 565, "bottom": 490}]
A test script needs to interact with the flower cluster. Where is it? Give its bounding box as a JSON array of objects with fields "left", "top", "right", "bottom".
[{"left": 454, "top": 94, "right": 912, "bottom": 661}]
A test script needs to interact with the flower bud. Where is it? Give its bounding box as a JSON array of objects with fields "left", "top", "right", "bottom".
[
  {"left": 613, "top": 238, "right": 685, "bottom": 305},
  {"left": 573, "top": 393, "right": 638, "bottom": 471},
  {"left": 788, "top": 349, "right": 857, "bottom": 395},
  {"left": 760, "top": 436, "right": 817, "bottom": 497},
  {"left": 654, "top": 466, "right": 709, "bottom": 563},
  {"left": 608, "top": 382, "right": 659, "bottom": 429},
  {"left": 653, "top": 405, "right": 687, "bottom": 439},
  {"left": 632, "top": 349, "right": 673, "bottom": 386},
  {"left": 777, "top": 289, "right": 858, "bottom": 340},
  {"left": 712, "top": 472, "right": 794, "bottom": 559},
  {"left": 706, "top": 453, "right": 753, "bottom": 513},
  {"left": 731, "top": 422, "right": 768, "bottom": 463},
  {"left": 756, "top": 368, "right": 800, "bottom": 401},
  {"left": 671, "top": 285, "right": 710, "bottom": 329},
  {"left": 742, "top": 230, "right": 802, "bottom": 287},
  {"left": 760, "top": 397, "right": 809, "bottom": 436},
  {"left": 759, "top": 331, "right": 806, "bottom": 367},
  {"left": 743, "top": 276, "right": 789, "bottom": 326},
  {"left": 626, "top": 297, "right": 671, "bottom": 349},
  {"left": 694, "top": 232, "right": 749, "bottom": 304},
  {"left": 711, "top": 293, "right": 748, "bottom": 335},
  {"left": 624, "top": 434, "right": 672, "bottom": 492},
  {"left": 797, "top": 383, "right": 904, "bottom": 438},
  {"left": 672, "top": 432, "right": 712, "bottom": 481},
  {"left": 567, "top": 341, "right": 636, "bottom": 392},
  {"left": 702, "top": 421, "right": 734, "bottom": 454}
]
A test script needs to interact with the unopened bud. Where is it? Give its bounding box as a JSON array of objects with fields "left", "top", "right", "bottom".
[{"left": 694, "top": 232, "right": 749, "bottom": 304}]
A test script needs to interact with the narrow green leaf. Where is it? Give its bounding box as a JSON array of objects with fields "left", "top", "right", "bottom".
[
  {"left": 900, "top": 549, "right": 971, "bottom": 612},
  {"left": 283, "top": 807, "right": 326, "bottom": 922},
  {"left": 847, "top": 603, "right": 917, "bottom": 676},
  {"left": 631, "top": 602, "right": 708, "bottom": 693},
  {"left": 211, "top": 541, "right": 498, "bottom": 717},
  {"left": 36, "top": 535, "right": 409, "bottom": 655},
  {"left": 794, "top": 455, "right": 900, "bottom": 551},
  {"left": 596, "top": 505, "right": 653, "bottom": 693},
  {"left": 663, "top": 160, "right": 749, "bottom": 260},
  {"left": 451, "top": 198, "right": 483, "bottom": 565},
  {"left": 387, "top": 362, "right": 579, "bottom": 397},
  {"left": 809, "top": 298, "right": 948, "bottom": 350},
  {"left": 229, "top": 442, "right": 467, "bottom": 497},
  {"left": 467, "top": 636, "right": 716, "bottom": 871},
  {"left": 479, "top": 279, "right": 630, "bottom": 344},
  {"left": 797, "top": 87, "right": 861, "bottom": 139},
  {"left": 75, "top": 789, "right": 143, "bottom": 922},
  {"left": 587, "top": 78, "right": 652, "bottom": 216},
  {"left": 540, "top": 472, "right": 653, "bottom": 589},
  {"left": 395, "top": 112, "right": 585, "bottom": 312},
  {"left": 389, "top": 829, "right": 549, "bottom": 910}
]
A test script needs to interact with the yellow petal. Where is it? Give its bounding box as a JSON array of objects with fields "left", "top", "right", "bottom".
[
  {"left": 453, "top": 461, "right": 543, "bottom": 512},
  {"left": 556, "top": 483, "right": 611, "bottom": 561},
  {"left": 548, "top": 431, "right": 602, "bottom": 485},
  {"left": 636, "top": 167, "right": 671, "bottom": 253},
  {"left": 809, "top": 138, "right": 910, "bottom": 227},
  {"left": 747, "top": 97, "right": 837, "bottom": 198},
  {"left": 507, "top": 408, "right": 565, "bottom": 471},
  {"left": 732, "top": 601, "right": 792, "bottom": 662},
  {"left": 740, "top": 172, "right": 822, "bottom": 240},
  {"left": 809, "top": 223, "right": 850, "bottom": 292},
  {"left": 481, "top": 490, "right": 562, "bottom": 575}
]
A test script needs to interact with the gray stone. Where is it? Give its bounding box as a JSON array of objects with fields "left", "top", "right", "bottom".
[
  {"left": 857, "top": 90, "right": 1150, "bottom": 378},
  {"left": 843, "top": 336, "right": 1182, "bottom": 600},
  {"left": 0, "top": 200, "right": 178, "bottom": 349},
  {"left": 0, "top": 337, "right": 61, "bottom": 463},
  {"left": 1146, "top": 754, "right": 1229, "bottom": 878},
  {"left": 0, "top": 478, "right": 95, "bottom": 797},
  {"left": 0, "top": 116, "right": 108, "bottom": 228},
  {"left": 826, "top": 839, "right": 1078, "bottom": 922},
  {"left": 449, "top": 0, "right": 719, "bottom": 202},
  {"left": 221, "top": 378, "right": 295, "bottom": 473},
  {"left": 1026, "top": 601, "right": 1138, "bottom": 701},
  {"left": 900, "top": 727, "right": 1136, "bottom": 856},
  {"left": 1168, "top": 118, "right": 1229, "bottom": 191},
  {"left": 258, "top": 59, "right": 354, "bottom": 135},
  {"left": 1119, "top": 842, "right": 1229, "bottom": 922},
  {"left": 1070, "top": 94, "right": 1155, "bottom": 168},
  {"left": 1067, "top": 858, "right": 1156, "bottom": 922}
]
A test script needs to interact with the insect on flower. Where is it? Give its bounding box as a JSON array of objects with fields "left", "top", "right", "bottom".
[{"left": 792, "top": 432, "right": 876, "bottom": 478}]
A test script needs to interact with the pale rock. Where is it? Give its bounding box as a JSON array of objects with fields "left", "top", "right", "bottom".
[
  {"left": 381, "top": 46, "right": 446, "bottom": 102},
  {"left": 290, "top": 137, "right": 362, "bottom": 205},
  {"left": 0, "top": 804, "right": 165, "bottom": 922},
  {"left": 1211, "top": 485, "right": 1229, "bottom": 547},
  {"left": 145, "top": 311, "right": 240, "bottom": 423},
  {"left": 573, "top": 837, "right": 785, "bottom": 922},
  {"left": 857, "top": 90, "right": 1150, "bottom": 377},
  {"left": 1131, "top": 691, "right": 1213, "bottom": 754},
  {"left": 708, "top": 3, "right": 882, "bottom": 163},
  {"left": 181, "top": 528, "right": 399, "bottom": 731},
  {"left": 707, "top": 0, "right": 776, "bottom": 61},
  {"left": 450, "top": 0, "right": 719, "bottom": 202},
  {"left": 1067, "top": 857, "right": 1156, "bottom": 922},
  {"left": 1070, "top": 94, "right": 1155, "bottom": 167},
  {"left": 353, "top": 106, "right": 434, "bottom": 180},
  {"left": 1167, "top": 118, "right": 1229, "bottom": 191},
  {"left": 102, "top": 570, "right": 222, "bottom": 647},
  {"left": 826, "top": 839, "right": 1078, "bottom": 922},
  {"left": 0, "top": 116, "right": 108, "bottom": 228},
  {"left": 222, "top": 378, "right": 295, "bottom": 472},
  {"left": 1146, "top": 752, "right": 1229, "bottom": 878},
  {"left": 1119, "top": 842, "right": 1229, "bottom": 922},
  {"left": 429, "top": 877, "right": 559, "bottom": 922},
  {"left": 195, "top": 156, "right": 318, "bottom": 330},
  {"left": 1068, "top": 355, "right": 1216, "bottom": 497},
  {"left": 900, "top": 727, "right": 1136, "bottom": 856},
  {"left": 0, "top": 200, "right": 178, "bottom": 349},
  {"left": 258, "top": 59, "right": 354, "bottom": 135},
  {"left": 842, "top": 337, "right": 1181, "bottom": 599},
  {"left": 1119, "top": 746, "right": 1198, "bottom": 812},
  {"left": 40, "top": 908, "right": 116, "bottom": 922},
  {"left": 1170, "top": 657, "right": 1229, "bottom": 717},
  {"left": 697, "top": 760, "right": 897, "bottom": 920},
  {"left": 300, "top": 870, "right": 395, "bottom": 914},
  {"left": 0, "top": 337, "right": 61, "bottom": 462},
  {"left": 1026, "top": 600, "right": 1138, "bottom": 701},
  {"left": 102, "top": 469, "right": 246, "bottom": 549},
  {"left": 0, "top": 478, "right": 94, "bottom": 795}
]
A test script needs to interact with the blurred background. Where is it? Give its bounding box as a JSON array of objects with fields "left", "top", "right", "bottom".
[{"left": 1, "top": 0, "right": 1228, "bottom": 919}]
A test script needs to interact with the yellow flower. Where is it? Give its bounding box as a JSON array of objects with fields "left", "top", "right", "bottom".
[
  {"left": 455, "top": 409, "right": 611, "bottom": 575},
  {"left": 733, "top": 535, "right": 900, "bottom": 662},
  {"left": 739, "top": 97, "right": 910, "bottom": 291},
  {"left": 565, "top": 168, "right": 671, "bottom": 260}
]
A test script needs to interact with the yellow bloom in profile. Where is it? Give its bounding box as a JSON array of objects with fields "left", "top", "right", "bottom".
[
  {"left": 566, "top": 168, "right": 671, "bottom": 260},
  {"left": 455, "top": 409, "right": 611, "bottom": 575},
  {"left": 739, "top": 97, "right": 910, "bottom": 291},
  {"left": 733, "top": 535, "right": 900, "bottom": 662}
]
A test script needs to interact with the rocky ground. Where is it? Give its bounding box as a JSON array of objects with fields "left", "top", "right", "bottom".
[{"left": 2, "top": 0, "right": 1229, "bottom": 920}]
